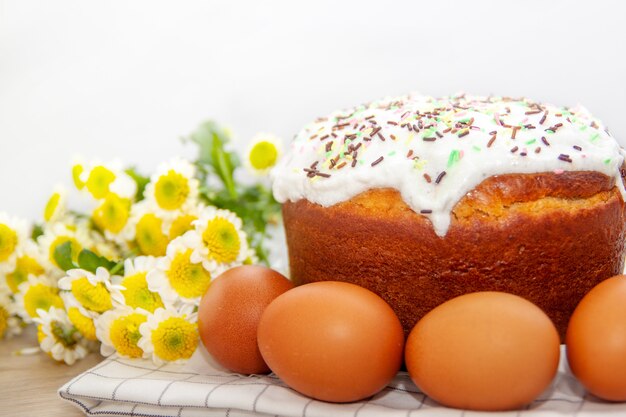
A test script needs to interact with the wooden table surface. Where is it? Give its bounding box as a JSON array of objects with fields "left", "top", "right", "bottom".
[{"left": 0, "top": 327, "right": 102, "bottom": 417}]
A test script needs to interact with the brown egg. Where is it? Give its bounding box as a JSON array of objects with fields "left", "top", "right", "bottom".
[
  {"left": 257, "top": 281, "right": 404, "bottom": 403},
  {"left": 566, "top": 275, "right": 626, "bottom": 401},
  {"left": 198, "top": 265, "right": 293, "bottom": 374},
  {"left": 405, "top": 291, "right": 560, "bottom": 411}
]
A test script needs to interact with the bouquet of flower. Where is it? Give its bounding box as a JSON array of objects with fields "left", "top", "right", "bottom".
[{"left": 0, "top": 121, "right": 283, "bottom": 365}]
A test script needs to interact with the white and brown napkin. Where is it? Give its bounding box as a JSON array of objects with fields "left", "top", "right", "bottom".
[{"left": 59, "top": 346, "right": 625, "bottom": 417}]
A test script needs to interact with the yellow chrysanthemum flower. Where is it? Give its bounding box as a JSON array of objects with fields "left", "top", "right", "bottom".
[
  {"left": 138, "top": 307, "right": 198, "bottom": 365},
  {"left": 245, "top": 133, "right": 283, "bottom": 175},
  {"left": 148, "top": 234, "right": 218, "bottom": 305},
  {"left": 151, "top": 317, "right": 197, "bottom": 361},
  {"left": 6, "top": 256, "right": 45, "bottom": 293},
  {"left": 58, "top": 267, "right": 124, "bottom": 316},
  {"left": 154, "top": 171, "right": 190, "bottom": 210},
  {"left": 72, "top": 277, "right": 112, "bottom": 312},
  {"left": 121, "top": 273, "right": 165, "bottom": 312},
  {"left": 144, "top": 158, "right": 198, "bottom": 212},
  {"left": 92, "top": 193, "right": 131, "bottom": 235},
  {"left": 202, "top": 217, "right": 241, "bottom": 264},
  {"left": 86, "top": 166, "right": 117, "bottom": 199},
  {"left": 168, "top": 249, "right": 211, "bottom": 298},
  {"left": 0, "top": 223, "right": 17, "bottom": 263},
  {"left": 192, "top": 207, "right": 248, "bottom": 266},
  {"left": 14, "top": 276, "right": 64, "bottom": 322},
  {"left": 135, "top": 213, "right": 169, "bottom": 256},
  {"left": 0, "top": 212, "right": 29, "bottom": 270},
  {"left": 114, "top": 256, "right": 169, "bottom": 312},
  {"left": 77, "top": 161, "right": 137, "bottom": 200},
  {"left": 5, "top": 241, "right": 46, "bottom": 293},
  {"left": 34, "top": 307, "right": 89, "bottom": 365},
  {"left": 43, "top": 185, "right": 68, "bottom": 223},
  {"left": 96, "top": 308, "right": 148, "bottom": 358}
]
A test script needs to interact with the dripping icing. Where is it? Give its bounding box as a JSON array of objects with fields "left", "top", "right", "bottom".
[{"left": 272, "top": 94, "right": 625, "bottom": 236}]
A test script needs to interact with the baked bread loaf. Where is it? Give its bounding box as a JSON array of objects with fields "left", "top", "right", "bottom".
[{"left": 272, "top": 94, "right": 626, "bottom": 340}]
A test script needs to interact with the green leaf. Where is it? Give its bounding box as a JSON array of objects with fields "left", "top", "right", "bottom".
[
  {"left": 189, "top": 121, "right": 239, "bottom": 199},
  {"left": 54, "top": 241, "right": 77, "bottom": 271},
  {"left": 31, "top": 223, "right": 44, "bottom": 240},
  {"left": 77, "top": 249, "right": 117, "bottom": 274},
  {"left": 188, "top": 120, "right": 284, "bottom": 265},
  {"left": 125, "top": 167, "right": 150, "bottom": 201}
]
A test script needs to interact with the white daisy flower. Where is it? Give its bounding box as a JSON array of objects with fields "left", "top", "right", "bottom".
[
  {"left": 34, "top": 307, "right": 89, "bottom": 365},
  {"left": 244, "top": 133, "right": 283, "bottom": 176},
  {"left": 112, "top": 256, "right": 172, "bottom": 312},
  {"left": 43, "top": 184, "right": 68, "bottom": 224},
  {"left": 58, "top": 267, "right": 124, "bottom": 316},
  {"left": 147, "top": 234, "right": 219, "bottom": 306},
  {"left": 192, "top": 206, "right": 249, "bottom": 267},
  {"left": 14, "top": 275, "right": 64, "bottom": 323},
  {"left": 3, "top": 239, "right": 47, "bottom": 294},
  {"left": 137, "top": 306, "right": 198, "bottom": 365},
  {"left": 95, "top": 306, "right": 150, "bottom": 358},
  {"left": 77, "top": 160, "right": 137, "bottom": 201},
  {"left": 124, "top": 201, "right": 170, "bottom": 257},
  {"left": 0, "top": 212, "right": 31, "bottom": 273},
  {"left": 0, "top": 286, "right": 22, "bottom": 338},
  {"left": 143, "top": 158, "right": 199, "bottom": 213}
]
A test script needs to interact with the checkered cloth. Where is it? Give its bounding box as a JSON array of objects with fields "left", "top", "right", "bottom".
[{"left": 59, "top": 345, "right": 625, "bottom": 417}]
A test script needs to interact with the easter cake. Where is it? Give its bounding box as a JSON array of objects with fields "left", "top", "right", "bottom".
[{"left": 272, "top": 94, "right": 626, "bottom": 339}]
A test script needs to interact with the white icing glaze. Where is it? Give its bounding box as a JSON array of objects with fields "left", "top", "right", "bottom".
[{"left": 272, "top": 94, "right": 625, "bottom": 236}]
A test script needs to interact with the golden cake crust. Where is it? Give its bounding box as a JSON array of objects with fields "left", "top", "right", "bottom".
[{"left": 282, "top": 171, "right": 626, "bottom": 340}]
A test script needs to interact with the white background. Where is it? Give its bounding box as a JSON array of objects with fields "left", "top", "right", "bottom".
[{"left": 1, "top": 0, "right": 625, "bottom": 219}]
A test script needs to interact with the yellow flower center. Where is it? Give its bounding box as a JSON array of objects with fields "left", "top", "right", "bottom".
[
  {"left": 168, "top": 214, "right": 197, "bottom": 240},
  {"left": 92, "top": 194, "right": 131, "bottom": 234},
  {"left": 0, "top": 305, "right": 8, "bottom": 338},
  {"left": 135, "top": 214, "right": 169, "bottom": 256},
  {"left": 44, "top": 192, "right": 62, "bottom": 222},
  {"left": 121, "top": 272, "right": 164, "bottom": 313},
  {"left": 201, "top": 217, "right": 240, "bottom": 263},
  {"left": 249, "top": 141, "right": 279, "bottom": 170},
  {"left": 154, "top": 170, "right": 190, "bottom": 210},
  {"left": 167, "top": 249, "right": 212, "bottom": 299},
  {"left": 49, "top": 236, "right": 81, "bottom": 267},
  {"left": 0, "top": 224, "right": 18, "bottom": 262},
  {"left": 72, "top": 164, "right": 85, "bottom": 190},
  {"left": 86, "top": 166, "right": 116, "bottom": 199},
  {"left": 67, "top": 307, "right": 97, "bottom": 341},
  {"left": 70, "top": 277, "right": 112, "bottom": 313},
  {"left": 109, "top": 312, "right": 147, "bottom": 358},
  {"left": 151, "top": 316, "right": 198, "bottom": 362},
  {"left": 6, "top": 255, "right": 45, "bottom": 293},
  {"left": 23, "top": 284, "right": 64, "bottom": 319}
]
